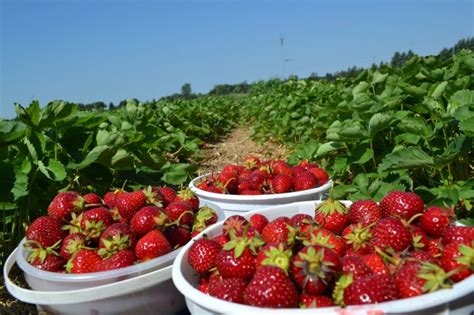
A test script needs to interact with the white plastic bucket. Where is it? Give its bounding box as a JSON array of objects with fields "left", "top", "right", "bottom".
[
  {"left": 189, "top": 173, "right": 332, "bottom": 217},
  {"left": 172, "top": 200, "right": 474, "bottom": 315},
  {"left": 5, "top": 247, "right": 186, "bottom": 314}
]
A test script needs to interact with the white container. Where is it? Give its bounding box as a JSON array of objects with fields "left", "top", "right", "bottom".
[
  {"left": 172, "top": 200, "right": 474, "bottom": 315},
  {"left": 189, "top": 173, "right": 332, "bottom": 217}
]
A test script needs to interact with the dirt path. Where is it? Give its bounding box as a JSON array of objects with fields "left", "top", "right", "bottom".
[{"left": 197, "top": 125, "right": 289, "bottom": 174}]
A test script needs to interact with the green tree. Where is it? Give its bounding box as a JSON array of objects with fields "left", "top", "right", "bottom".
[{"left": 181, "top": 83, "right": 192, "bottom": 99}]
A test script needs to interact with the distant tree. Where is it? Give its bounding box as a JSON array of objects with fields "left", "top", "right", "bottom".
[{"left": 181, "top": 83, "right": 192, "bottom": 99}]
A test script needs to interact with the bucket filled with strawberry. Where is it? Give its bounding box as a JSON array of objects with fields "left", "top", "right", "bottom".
[
  {"left": 189, "top": 157, "right": 332, "bottom": 215},
  {"left": 172, "top": 192, "right": 474, "bottom": 314},
  {"left": 5, "top": 186, "right": 224, "bottom": 314}
]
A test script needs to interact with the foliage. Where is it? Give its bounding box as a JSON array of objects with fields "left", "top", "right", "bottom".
[{"left": 246, "top": 50, "right": 474, "bottom": 220}]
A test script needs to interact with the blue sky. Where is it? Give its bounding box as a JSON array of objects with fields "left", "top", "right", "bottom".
[{"left": 1, "top": 0, "right": 473, "bottom": 119}]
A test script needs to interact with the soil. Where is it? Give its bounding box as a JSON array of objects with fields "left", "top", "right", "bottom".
[{"left": 1, "top": 125, "right": 288, "bottom": 315}]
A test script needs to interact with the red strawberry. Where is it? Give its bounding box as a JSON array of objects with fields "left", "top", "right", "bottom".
[
  {"left": 304, "top": 227, "right": 345, "bottom": 256},
  {"left": 395, "top": 261, "right": 452, "bottom": 298},
  {"left": 192, "top": 206, "right": 218, "bottom": 234},
  {"left": 48, "top": 191, "right": 85, "bottom": 221},
  {"left": 237, "top": 180, "right": 252, "bottom": 194},
  {"left": 116, "top": 190, "right": 147, "bottom": 221},
  {"left": 299, "top": 293, "right": 335, "bottom": 308},
  {"left": 360, "top": 253, "right": 390, "bottom": 275},
  {"left": 243, "top": 265, "right": 298, "bottom": 308},
  {"left": 293, "top": 171, "right": 318, "bottom": 191},
  {"left": 187, "top": 238, "right": 222, "bottom": 274},
  {"left": 427, "top": 238, "right": 443, "bottom": 258},
  {"left": 314, "top": 199, "right": 349, "bottom": 234},
  {"left": 440, "top": 241, "right": 473, "bottom": 282},
  {"left": 130, "top": 206, "right": 168, "bottom": 236},
  {"left": 335, "top": 273, "right": 399, "bottom": 306},
  {"left": 98, "top": 250, "right": 136, "bottom": 271},
  {"left": 98, "top": 223, "right": 138, "bottom": 258},
  {"left": 341, "top": 255, "right": 373, "bottom": 279},
  {"left": 164, "top": 225, "right": 191, "bottom": 248},
  {"left": 271, "top": 160, "right": 292, "bottom": 176},
  {"left": 80, "top": 207, "right": 114, "bottom": 240},
  {"left": 261, "top": 217, "right": 295, "bottom": 246},
  {"left": 379, "top": 191, "right": 424, "bottom": 220},
  {"left": 410, "top": 250, "right": 438, "bottom": 265},
  {"left": 249, "top": 213, "right": 269, "bottom": 234},
  {"left": 157, "top": 187, "right": 176, "bottom": 206},
  {"left": 255, "top": 243, "right": 292, "bottom": 272},
  {"left": 66, "top": 249, "right": 101, "bottom": 273},
  {"left": 83, "top": 193, "right": 102, "bottom": 205},
  {"left": 208, "top": 277, "right": 247, "bottom": 304},
  {"left": 290, "top": 245, "right": 341, "bottom": 294},
  {"left": 348, "top": 199, "right": 381, "bottom": 226},
  {"left": 441, "top": 226, "right": 474, "bottom": 245},
  {"left": 60, "top": 233, "right": 86, "bottom": 261},
  {"left": 307, "top": 167, "right": 329, "bottom": 185},
  {"left": 165, "top": 201, "right": 193, "bottom": 226},
  {"left": 419, "top": 207, "right": 452, "bottom": 238},
  {"left": 371, "top": 217, "right": 412, "bottom": 252},
  {"left": 299, "top": 159, "right": 318, "bottom": 169},
  {"left": 174, "top": 188, "right": 200, "bottom": 211},
  {"left": 135, "top": 230, "right": 172, "bottom": 261},
  {"left": 410, "top": 224, "right": 429, "bottom": 250},
  {"left": 215, "top": 247, "right": 256, "bottom": 279},
  {"left": 25, "top": 216, "right": 66, "bottom": 248},
  {"left": 290, "top": 213, "right": 313, "bottom": 230},
  {"left": 213, "top": 234, "right": 230, "bottom": 246},
  {"left": 271, "top": 174, "right": 293, "bottom": 193},
  {"left": 244, "top": 156, "right": 260, "bottom": 169},
  {"left": 342, "top": 223, "right": 373, "bottom": 255},
  {"left": 222, "top": 215, "right": 248, "bottom": 237},
  {"left": 30, "top": 253, "right": 66, "bottom": 272},
  {"left": 198, "top": 275, "right": 210, "bottom": 294},
  {"left": 291, "top": 165, "right": 306, "bottom": 176},
  {"left": 240, "top": 190, "right": 262, "bottom": 195},
  {"left": 217, "top": 172, "right": 238, "bottom": 193},
  {"left": 248, "top": 172, "right": 266, "bottom": 191},
  {"left": 103, "top": 189, "right": 124, "bottom": 208}
]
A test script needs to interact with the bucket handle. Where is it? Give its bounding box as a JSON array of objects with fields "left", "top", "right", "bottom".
[{"left": 4, "top": 248, "right": 173, "bottom": 305}]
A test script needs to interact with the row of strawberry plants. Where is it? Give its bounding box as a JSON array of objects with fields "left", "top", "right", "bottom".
[
  {"left": 246, "top": 50, "right": 474, "bottom": 220},
  {"left": 0, "top": 96, "right": 241, "bottom": 261}
]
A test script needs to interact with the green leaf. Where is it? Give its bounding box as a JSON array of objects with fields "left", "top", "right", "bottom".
[
  {"left": 37, "top": 160, "right": 52, "bottom": 180},
  {"left": 23, "top": 137, "right": 38, "bottom": 162},
  {"left": 378, "top": 147, "right": 434, "bottom": 172},
  {"left": 0, "top": 121, "right": 26, "bottom": 144},
  {"left": 397, "top": 117, "right": 432, "bottom": 137},
  {"left": 368, "top": 113, "right": 392, "bottom": 138},
  {"left": 74, "top": 145, "right": 113, "bottom": 169},
  {"left": 11, "top": 159, "right": 31, "bottom": 200},
  {"left": 372, "top": 71, "right": 388, "bottom": 84},
  {"left": 26, "top": 100, "right": 41, "bottom": 127},
  {"left": 430, "top": 81, "right": 448, "bottom": 99},
  {"left": 161, "top": 163, "right": 197, "bottom": 185},
  {"left": 394, "top": 133, "right": 421, "bottom": 145},
  {"left": 111, "top": 149, "right": 134, "bottom": 169},
  {"left": 48, "top": 159, "right": 67, "bottom": 181},
  {"left": 448, "top": 90, "right": 474, "bottom": 115},
  {"left": 352, "top": 82, "right": 369, "bottom": 97},
  {"left": 316, "top": 142, "right": 344, "bottom": 157},
  {"left": 459, "top": 118, "right": 474, "bottom": 135}
]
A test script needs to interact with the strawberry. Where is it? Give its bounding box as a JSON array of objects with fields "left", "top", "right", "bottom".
[
  {"left": 243, "top": 265, "right": 298, "bottom": 308},
  {"left": 174, "top": 188, "right": 199, "bottom": 211},
  {"left": 215, "top": 247, "right": 256, "bottom": 279},
  {"left": 165, "top": 201, "right": 194, "bottom": 226},
  {"left": 291, "top": 165, "right": 306, "bottom": 176},
  {"left": 427, "top": 238, "right": 443, "bottom": 258},
  {"left": 249, "top": 213, "right": 269, "bottom": 234},
  {"left": 198, "top": 275, "right": 210, "bottom": 294},
  {"left": 98, "top": 250, "right": 136, "bottom": 271},
  {"left": 371, "top": 217, "right": 412, "bottom": 252},
  {"left": 135, "top": 230, "right": 172, "bottom": 261},
  {"left": 307, "top": 167, "right": 329, "bottom": 185},
  {"left": 440, "top": 240, "right": 473, "bottom": 282},
  {"left": 238, "top": 169, "right": 252, "bottom": 182},
  {"left": 410, "top": 250, "right": 438, "bottom": 265},
  {"left": 217, "top": 172, "right": 238, "bottom": 194},
  {"left": 98, "top": 223, "right": 138, "bottom": 258},
  {"left": 314, "top": 198, "right": 349, "bottom": 234},
  {"left": 208, "top": 277, "right": 247, "bottom": 304},
  {"left": 299, "top": 160, "right": 318, "bottom": 169},
  {"left": 116, "top": 190, "right": 147, "bottom": 221},
  {"left": 342, "top": 223, "right": 373, "bottom": 255},
  {"left": 48, "top": 191, "right": 85, "bottom": 221},
  {"left": 334, "top": 273, "right": 398, "bottom": 306},
  {"left": 299, "top": 293, "right": 335, "bottom": 308},
  {"left": 441, "top": 226, "right": 474, "bottom": 245},
  {"left": 348, "top": 199, "right": 381, "bottom": 226},
  {"left": 261, "top": 217, "right": 295, "bottom": 246},
  {"left": 290, "top": 213, "right": 313, "bottom": 230},
  {"left": 187, "top": 238, "right": 222, "bottom": 274},
  {"left": 419, "top": 206, "right": 452, "bottom": 238},
  {"left": 255, "top": 243, "right": 292, "bottom": 272},
  {"left": 379, "top": 191, "right": 424, "bottom": 220},
  {"left": 192, "top": 206, "right": 218, "bottom": 234},
  {"left": 290, "top": 245, "right": 341, "bottom": 294},
  {"left": 83, "top": 193, "right": 102, "bottom": 205},
  {"left": 360, "top": 253, "right": 390, "bottom": 275},
  {"left": 80, "top": 207, "right": 114, "bottom": 240},
  {"left": 248, "top": 172, "right": 266, "bottom": 191},
  {"left": 60, "top": 233, "right": 86, "bottom": 260},
  {"left": 240, "top": 190, "right": 262, "bottom": 195},
  {"left": 66, "top": 249, "right": 101, "bottom": 273},
  {"left": 293, "top": 171, "right": 318, "bottom": 191},
  {"left": 410, "top": 224, "right": 429, "bottom": 250},
  {"left": 213, "top": 234, "right": 230, "bottom": 246},
  {"left": 244, "top": 155, "right": 260, "bottom": 169},
  {"left": 103, "top": 189, "right": 123, "bottom": 208},
  {"left": 25, "top": 216, "right": 66, "bottom": 248},
  {"left": 164, "top": 225, "right": 191, "bottom": 248},
  {"left": 237, "top": 181, "right": 252, "bottom": 194},
  {"left": 30, "top": 253, "right": 66, "bottom": 272},
  {"left": 271, "top": 174, "right": 293, "bottom": 193},
  {"left": 157, "top": 187, "right": 176, "bottom": 206},
  {"left": 341, "top": 255, "right": 373, "bottom": 280},
  {"left": 271, "top": 160, "right": 292, "bottom": 176},
  {"left": 222, "top": 215, "right": 248, "bottom": 237},
  {"left": 130, "top": 206, "right": 168, "bottom": 236},
  {"left": 395, "top": 262, "right": 452, "bottom": 298},
  {"left": 304, "top": 227, "right": 345, "bottom": 256}
]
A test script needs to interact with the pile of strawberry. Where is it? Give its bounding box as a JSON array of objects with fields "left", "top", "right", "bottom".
[
  {"left": 196, "top": 157, "right": 329, "bottom": 195},
  {"left": 187, "top": 191, "right": 474, "bottom": 308},
  {"left": 24, "top": 186, "right": 218, "bottom": 273}
]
